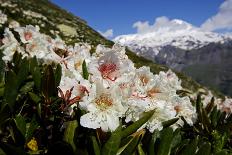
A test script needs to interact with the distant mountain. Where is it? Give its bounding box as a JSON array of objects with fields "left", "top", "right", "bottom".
[{"left": 114, "top": 19, "right": 232, "bottom": 96}]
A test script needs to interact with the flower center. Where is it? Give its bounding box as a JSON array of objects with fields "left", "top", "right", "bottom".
[
  {"left": 174, "top": 105, "right": 181, "bottom": 113},
  {"left": 139, "top": 75, "right": 149, "bottom": 86},
  {"left": 98, "top": 63, "right": 117, "bottom": 79},
  {"left": 74, "top": 60, "right": 82, "bottom": 70},
  {"left": 95, "top": 94, "right": 113, "bottom": 109},
  {"left": 24, "top": 32, "right": 32, "bottom": 41},
  {"left": 147, "top": 88, "right": 161, "bottom": 98}
]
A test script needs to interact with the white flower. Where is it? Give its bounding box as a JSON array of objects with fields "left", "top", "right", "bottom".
[
  {"left": 1, "top": 28, "right": 22, "bottom": 62},
  {"left": 64, "top": 43, "right": 91, "bottom": 74},
  {"left": 0, "top": 10, "right": 7, "bottom": 25},
  {"left": 8, "top": 20, "right": 20, "bottom": 29},
  {"left": 171, "top": 96, "right": 197, "bottom": 126},
  {"left": 219, "top": 97, "right": 232, "bottom": 114},
  {"left": 89, "top": 49, "right": 135, "bottom": 87},
  {"left": 80, "top": 81, "right": 126, "bottom": 132},
  {"left": 15, "top": 25, "right": 40, "bottom": 43}
]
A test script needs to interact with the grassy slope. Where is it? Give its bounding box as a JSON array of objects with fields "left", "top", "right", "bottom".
[{"left": 0, "top": 0, "right": 224, "bottom": 98}]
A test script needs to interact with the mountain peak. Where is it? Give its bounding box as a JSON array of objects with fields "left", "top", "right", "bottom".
[{"left": 114, "top": 18, "right": 232, "bottom": 50}]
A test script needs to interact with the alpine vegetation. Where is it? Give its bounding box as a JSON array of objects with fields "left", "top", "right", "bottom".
[
  {"left": 1, "top": 25, "right": 196, "bottom": 132},
  {"left": 1, "top": 1, "right": 232, "bottom": 154}
]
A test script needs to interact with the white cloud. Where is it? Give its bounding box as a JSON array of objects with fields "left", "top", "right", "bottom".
[
  {"left": 201, "top": 0, "right": 232, "bottom": 31},
  {"left": 99, "top": 29, "right": 113, "bottom": 38},
  {"left": 133, "top": 16, "right": 169, "bottom": 34},
  {"left": 133, "top": 16, "right": 193, "bottom": 34}
]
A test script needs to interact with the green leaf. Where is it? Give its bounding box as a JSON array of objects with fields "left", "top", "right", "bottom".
[
  {"left": 162, "top": 118, "right": 179, "bottom": 128},
  {"left": 4, "top": 71, "right": 18, "bottom": 110},
  {"left": 119, "top": 130, "right": 145, "bottom": 155},
  {"left": 0, "top": 104, "right": 11, "bottom": 127},
  {"left": 0, "top": 148, "right": 6, "bottom": 155},
  {"left": 28, "top": 92, "right": 41, "bottom": 103},
  {"left": 91, "top": 136, "right": 101, "bottom": 155},
  {"left": 179, "top": 136, "right": 198, "bottom": 155},
  {"left": 14, "top": 114, "right": 26, "bottom": 137},
  {"left": 157, "top": 127, "right": 173, "bottom": 155},
  {"left": 121, "top": 109, "right": 156, "bottom": 138},
  {"left": 0, "top": 142, "right": 26, "bottom": 155},
  {"left": 205, "top": 97, "right": 215, "bottom": 114},
  {"left": 42, "top": 65, "right": 56, "bottom": 99},
  {"left": 102, "top": 125, "right": 122, "bottom": 155},
  {"left": 202, "top": 108, "right": 211, "bottom": 132},
  {"left": 210, "top": 106, "right": 218, "bottom": 127},
  {"left": 82, "top": 60, "right": 89, "bottom": 80},
  {"left": 137, "top": 143, "right": 145, "bottom": 155},
  {"left": 55, "top": 64, "right": 62, "bottom": 88},
  {"left": 16, "top": 58, "right": 29, "bottom": 87},
  {"left": 37, "top": 103, "right": 42, "bottom": 118},
  {"left": 0, "top": 87, "right": 4, "bottom": 97},
  {"left": 196, "top": 142, "right": 211, "bottom": 155},
  {"left": 63, "top": 120, "right": 78, "bottom": 152},
  {"left": 19, "top": 81, "right": 34, "bottom": 94},
  {"left": 172, "top": 139, "right": 190, "bottom": 155},
  {"left": 29, "top": 57, "right": 42, "bottom": 90},
  {"left": 214, "top": 150, "right": 228, "bottom": 155},
  {"left": 149, "top": 130, "right": 159, "bottom": 155},
  {"left": 25, "top": 117, "right": 39, "bottom": 141}
]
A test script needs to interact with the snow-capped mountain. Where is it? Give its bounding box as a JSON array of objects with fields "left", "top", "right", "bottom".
[
  {"left": 114, "top": 19, "right": 232, "bottom": 56},
  {"left": 114, "top": 19, "right": 232, "bottom": 97}
]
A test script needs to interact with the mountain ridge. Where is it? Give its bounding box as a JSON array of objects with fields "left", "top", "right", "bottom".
[{"left": 114, "top": 18, "right": 232, "bottom": 96}]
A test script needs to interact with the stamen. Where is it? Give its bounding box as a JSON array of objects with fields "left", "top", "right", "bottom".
[
  {"left": 98, "top": 63, "right": 118, "bottom": 81},
  {"left": 95, "top": 94, "right": 113, "bottom": 109}
]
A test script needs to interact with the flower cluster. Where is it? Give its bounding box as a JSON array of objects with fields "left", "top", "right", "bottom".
[
  {"left": 1, "top": 25, "right": 198, "bottom": 132},
  {"left": 0, "top": 10, "right": 7, "bottom": 25}
]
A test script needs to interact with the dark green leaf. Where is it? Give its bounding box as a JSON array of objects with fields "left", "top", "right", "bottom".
[
  {"left": 63, "top": 120, "right": 78, "bottom": 152},
  {"left": 55, "top": 64, "right": 62, "bottom": 88},
  {"left": 196, "top": 142, "right": 211, "bottom": 155},
  {"left": 149, "top": 130, "right": 159, "bottom": 155},
  {"left": 102, "top": 125, "right": 122, "bottom": 155},
  {"left": 121, "top": 109, "right": 155, "bottom": 138},
  {"left": 205, "top": 97, "right": 215, "bottom": 114},
  {"left": 120, "top": 130, "right": 145, "bottom": 155},
  {"left": 82, "top": 60, "right": 89, "bottom": 80},
  {"left": 137, "top": 143, "right": 145, "bottom": 155},
  {"left": 157, "top": 127, "right": 173, "bottom": 155},
  {"left": 25, "top": 117, "right": 39, "bottom": 141},
  {"left": 179, "top": 136, "right": 198, "bottom": 155},
  {"left": 28, "top": 92, "right": 41, "bottom": 103},
  {"left": 14, "top": 114, "right": 26, "bottom": 137},
  {"left": 0, "top": 142, "right": 26, "bottom": 155},
  {"left": 214, "top": 150, "right": 228, "bottom": 155},
  {"left": 19, "top": 81, "right": 34, "bottom": 94},
  {"left": 16, "top": 58, "right": 29, "bottom": 87},
  {"left": 4, "top": 71, "right": 18, "bottom": 110},
  {"left": 91, "top": 136, "right": 101, "bottom": 155},
  {"left": 42, "top": 65, "right": 56, "bottom": 99},
  {"left": 30, "top": 57, "right": 42, "bottom": 90},
  {"left": 162, "top": 118, "right": 179, "bottom": 128}
]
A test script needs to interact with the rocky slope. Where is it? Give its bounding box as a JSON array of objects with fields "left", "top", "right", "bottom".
[
  {"left": 114, "top": 19, "right": 232, "bottom": 96},
  {"left": 0, "top": 0, "right": 227, "bottom": 101}
]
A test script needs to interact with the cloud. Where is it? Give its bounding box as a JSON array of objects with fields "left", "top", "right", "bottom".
[
  {"left": 133, "top": 16, "right": 192, "bottom": 34},
  {"left": 133, "top": 16, "right": 170, "bottom": 33},
  {"left": 99, "top": 29, "right": 113, "bottom": 38},
  {"left": 201, "top": 0, "right": 232, "bottom": 31}
]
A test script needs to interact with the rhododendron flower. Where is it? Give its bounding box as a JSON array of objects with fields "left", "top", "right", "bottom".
[
  {"left": 15, "top": 25, "right": 40, "bottom": 43},
  {"left": 80, "top": 81, "right": 126, "bottom": 132},
  {"left": 0, "top": 10, "right": 7, "bottom": 25}
]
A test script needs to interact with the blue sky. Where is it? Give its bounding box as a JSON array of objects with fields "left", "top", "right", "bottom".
[{"left": 51, "top": 0, "right": 230, "bottom": 37}]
